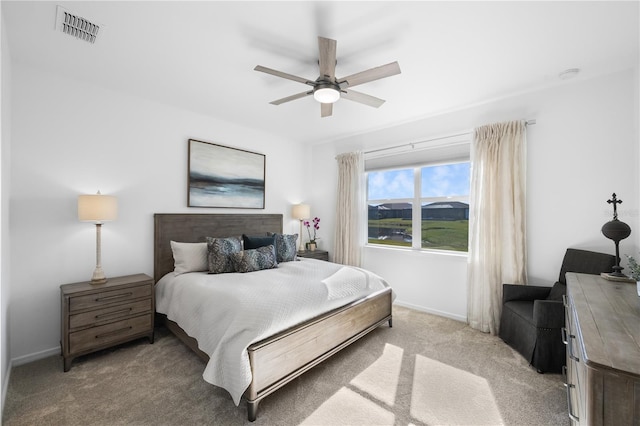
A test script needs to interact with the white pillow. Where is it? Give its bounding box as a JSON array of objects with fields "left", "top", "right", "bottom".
[{"left": 170, "top": 241, "right": 208, "bottom": 276}]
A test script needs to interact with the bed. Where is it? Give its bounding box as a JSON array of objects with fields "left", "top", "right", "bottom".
[{"left": 153, "top": 213, "right": 393, "bottom": 421}]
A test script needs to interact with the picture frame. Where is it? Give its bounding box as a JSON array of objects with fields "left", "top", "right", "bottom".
[{"left": 188, "top": 139, "right": 265, "bottom": 209}]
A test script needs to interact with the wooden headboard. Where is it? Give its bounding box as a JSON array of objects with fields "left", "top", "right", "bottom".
[{"left": 153, "top": 213, "right": 283, "bottom": 283}]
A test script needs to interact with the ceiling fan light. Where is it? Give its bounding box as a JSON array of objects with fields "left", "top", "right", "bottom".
[{"left": 313, "top": 87, "right": 340, "bottom": 104}]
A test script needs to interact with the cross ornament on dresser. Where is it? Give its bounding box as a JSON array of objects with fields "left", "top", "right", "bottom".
[
  {"left": 601, "top": 192, "right": 631, "bottom": 277},
  {"left": 607, "top": 193, "right": 622, "bottom": 219}
]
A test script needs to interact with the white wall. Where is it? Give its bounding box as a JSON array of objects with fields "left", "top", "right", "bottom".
[
  {"left": 312, "top": 69, "right": 639, "bottom": 321},
  {"left": 8, "top": 62, "right": 307, "bottom": 362},
  {"left": 1, "top": 11, "right": 12, "bottom": 411},
  {"left": 5, "top": 62, "right": 638, "bottom": 362}
]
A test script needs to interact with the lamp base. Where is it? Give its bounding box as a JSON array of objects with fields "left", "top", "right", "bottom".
[
  {"left": 90, "top": 266, "right": 108, "bottom": 285},
  {"left": 298, "top": 220, "right": 306, "bottom": 252},
  {"left": 600, "top": 272, "right": 635, "bottom": 283}
]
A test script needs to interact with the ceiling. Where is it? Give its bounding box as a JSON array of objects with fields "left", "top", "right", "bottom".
[{"left": 2, "top": 1, "right": 639, "bottom": 145}]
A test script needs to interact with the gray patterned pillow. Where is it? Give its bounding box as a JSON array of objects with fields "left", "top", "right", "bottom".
[
  {"left": 231, "top": 245, "right": 278, "bottom": 273},
  {"left": 269, "top": 233, "right": 298, "bottom": 263},
  {"left": 206, "top": 236, "right": 242, "bottom": 274}
]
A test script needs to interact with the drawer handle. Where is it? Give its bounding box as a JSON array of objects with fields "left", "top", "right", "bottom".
[
  {"left": 95, "top": 292, "right": 133, "bottom": 302},
  {"left": 95, "top": 308, "right": 132, "bottom": 319},
  {"left": 563, "top": 364, "right": 579, "bottom": 421},
  {"left": 95, "top": 326, "right": 132, "bottom": 339},
  {"left": 562, "top": 294, "right": 568, "bottom": 308},
  {"left": 565, "top": 383, "right": 580, "bottom": 422},
  {"left": 561, "top": 327, "right": 580, "bottom": 362},
  {"left": 566, "top": 336, "right": 579, "bottom": 363}
]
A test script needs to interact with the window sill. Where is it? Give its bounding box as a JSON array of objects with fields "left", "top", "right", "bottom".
[{"left": 364, "top": 244, "right": 468, "bottom": 258}]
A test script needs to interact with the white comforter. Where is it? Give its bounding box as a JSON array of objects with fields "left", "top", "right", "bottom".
[{"left": 155, "top": 258, "right": 391, "bottom": 405}]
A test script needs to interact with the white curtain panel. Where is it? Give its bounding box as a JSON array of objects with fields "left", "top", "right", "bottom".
[
  {"left": 334, "top": 151, "right": 364, "bottom": 267},
  {"left": 467, "top": 121, "right": 527, "bottom": 334}
]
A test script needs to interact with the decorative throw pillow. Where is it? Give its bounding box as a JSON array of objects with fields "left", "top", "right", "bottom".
[
  {"left": 242, "top": 234, "right": 276, "bottom": 250},
  {"left": 232, "top": 245, "right": 278, "bottom": 273},
  {"left": 268, "top": 233, "right": 298, "bottom": 263},
  {"left": 206, "top": 236, "right": 242, "bottom": 274},
  {"left": 170, "top": 241, "right": 208, "bottom": 276}
]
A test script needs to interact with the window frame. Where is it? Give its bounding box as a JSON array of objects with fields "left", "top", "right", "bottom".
[{"left": 366, "top": 159, "right": 470, "bottom": 253}]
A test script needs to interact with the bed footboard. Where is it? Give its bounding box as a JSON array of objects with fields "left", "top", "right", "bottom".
[{"left": 244, "top": 287, "right": 392, "bottom": 421}]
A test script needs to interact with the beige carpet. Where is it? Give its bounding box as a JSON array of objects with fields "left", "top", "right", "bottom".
[{"left": 3, "top": 306, "right": 569, "bottom": 425}]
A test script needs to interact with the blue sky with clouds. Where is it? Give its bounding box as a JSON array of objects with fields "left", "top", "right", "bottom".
[{"left": 368, "top": 163, "right": 470, "bottom": 200}]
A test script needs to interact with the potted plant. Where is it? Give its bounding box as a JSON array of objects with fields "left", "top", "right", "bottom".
[
  {"left": 303, "top": 217, "right": 320, "bottom": 251},
  {"left": 625, "top": 254, "right": 640, "bottom": 296}
]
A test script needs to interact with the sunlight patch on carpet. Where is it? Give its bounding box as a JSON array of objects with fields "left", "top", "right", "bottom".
[
  {"left": 410, "top": 355, "right": 504, "bottom": 425},
  {"left": 300, "top": 387, "right": 395, "bottom": 425},
  {"left": 350, "top": 343, "right": 403, "bottom": 406}
]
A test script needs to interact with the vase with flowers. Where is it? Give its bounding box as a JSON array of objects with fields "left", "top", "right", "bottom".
[
  {"left": 625, "top": 254, "right": 640, "bottom": 296},
  {"left": 303, "top": 217, "right": 320, "bottom": 251}
]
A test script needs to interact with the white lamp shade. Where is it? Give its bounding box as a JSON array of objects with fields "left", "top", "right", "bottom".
[
  {"left": 292, "top": 204, "right": 310, "bottom": 220},
  {"left": 78, "top": 193, "right": 118, "bottom": 222}
]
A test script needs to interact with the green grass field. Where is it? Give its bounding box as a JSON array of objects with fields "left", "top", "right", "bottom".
[{"left": 368, "top": 219, "right": 469, "bottom": 252}]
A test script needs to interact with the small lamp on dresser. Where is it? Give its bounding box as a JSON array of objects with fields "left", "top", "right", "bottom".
[
  {"left": 292, "top": 203, "right": 310, "bottom": 252},
  {"left": 78, "top": 191, "right": 117, "bottom": 284}
]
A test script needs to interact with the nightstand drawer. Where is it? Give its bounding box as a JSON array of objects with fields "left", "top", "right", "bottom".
[
  {"left": 297, "top": 250, "right": 329, "bottom": 261},
  {"left": 69, "top": 314, "right": 152, "bottom": 354},
  {"left": 69, "top": 299, "right": 152, "bottom": 329},
  {"left": 70, "top": 284, "right": 151, "bottom": 312}
]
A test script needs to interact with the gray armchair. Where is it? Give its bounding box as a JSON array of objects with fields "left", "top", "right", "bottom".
[{"left": 499, "top": 248, "right": 616, "bottom": 373}]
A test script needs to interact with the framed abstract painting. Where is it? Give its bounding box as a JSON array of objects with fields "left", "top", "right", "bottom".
[{"left": 188, "top": 139, "right": 265, "bottom": 209}]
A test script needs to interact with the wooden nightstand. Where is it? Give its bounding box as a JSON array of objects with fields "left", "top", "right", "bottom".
[
  {"left": 60, "top": 273, "right": 154, "bottom": 372},
  {"left": 297, "top": 249, "right": 329, "bottom": 261}
]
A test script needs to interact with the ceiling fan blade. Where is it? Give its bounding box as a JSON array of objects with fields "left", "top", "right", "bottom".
[
  {"left": 321, "top": 103, "right": 333, "bottom": 117},
  {"left": 341, "top": 89, "right": 385, "bottom": 108},
  {"left": 270, "top": 91, "right": 312, "bottom": 105},
  {"left": 318, "top": 37, "right": 337, "bottom": 80},
  {"left": 254, "top": 65, "right": 315, "bottom": 86},
  {"left": 338, "top": 61, "right": 401, "bottom": 88}
]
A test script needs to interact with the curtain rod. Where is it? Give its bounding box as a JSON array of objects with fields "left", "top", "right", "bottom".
[{"left": 364, "top": 119, "right": 536, "bottom": 156}]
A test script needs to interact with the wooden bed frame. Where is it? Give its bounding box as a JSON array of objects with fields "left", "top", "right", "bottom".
[{"left": 154, "top": 213, "right": 393, "bottom": 421}]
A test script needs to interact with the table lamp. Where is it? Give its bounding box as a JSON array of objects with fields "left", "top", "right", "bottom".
[
  {"left": 78, "top": 191, "right": 118, "bottom": 284},
  {"left": 292, "top": 204, "right": 310, "bottom": 252}
]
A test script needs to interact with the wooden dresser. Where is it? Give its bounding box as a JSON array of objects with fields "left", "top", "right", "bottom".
[
  {"left": 60, "top": 273, "right": 154, "bottom": 371},
  {"left": 564, "top": 272, "right": 640, "bottom": 425}
]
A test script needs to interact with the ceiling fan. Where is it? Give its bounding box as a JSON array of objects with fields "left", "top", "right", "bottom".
[{"left": 254, "top": 36, "right": 401, "bottom": 118}]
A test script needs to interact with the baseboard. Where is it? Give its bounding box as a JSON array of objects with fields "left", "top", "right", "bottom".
[
  {"left": 2, "top": 359, "right": 11, "bottom": 417},
  {"left": 11, "top": 346, "right": 60, "bottom": 367},
  {"left": 393, "top": 300, "right": 467, "bottom": 323}
]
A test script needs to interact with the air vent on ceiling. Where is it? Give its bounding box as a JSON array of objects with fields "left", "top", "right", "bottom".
[{"left": 55, "top": 6, "right": 101, "bottom": 44}]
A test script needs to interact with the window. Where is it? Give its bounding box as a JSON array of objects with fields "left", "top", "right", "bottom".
[
  {"left": 367, "top": 161, "right": 470, "bottom": 252},
  {"left": 420, "top": 163, "right": 470, "bottom": 251},
  {"left": 367, "top": 168, "right": 414, "bottom": 248}
]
